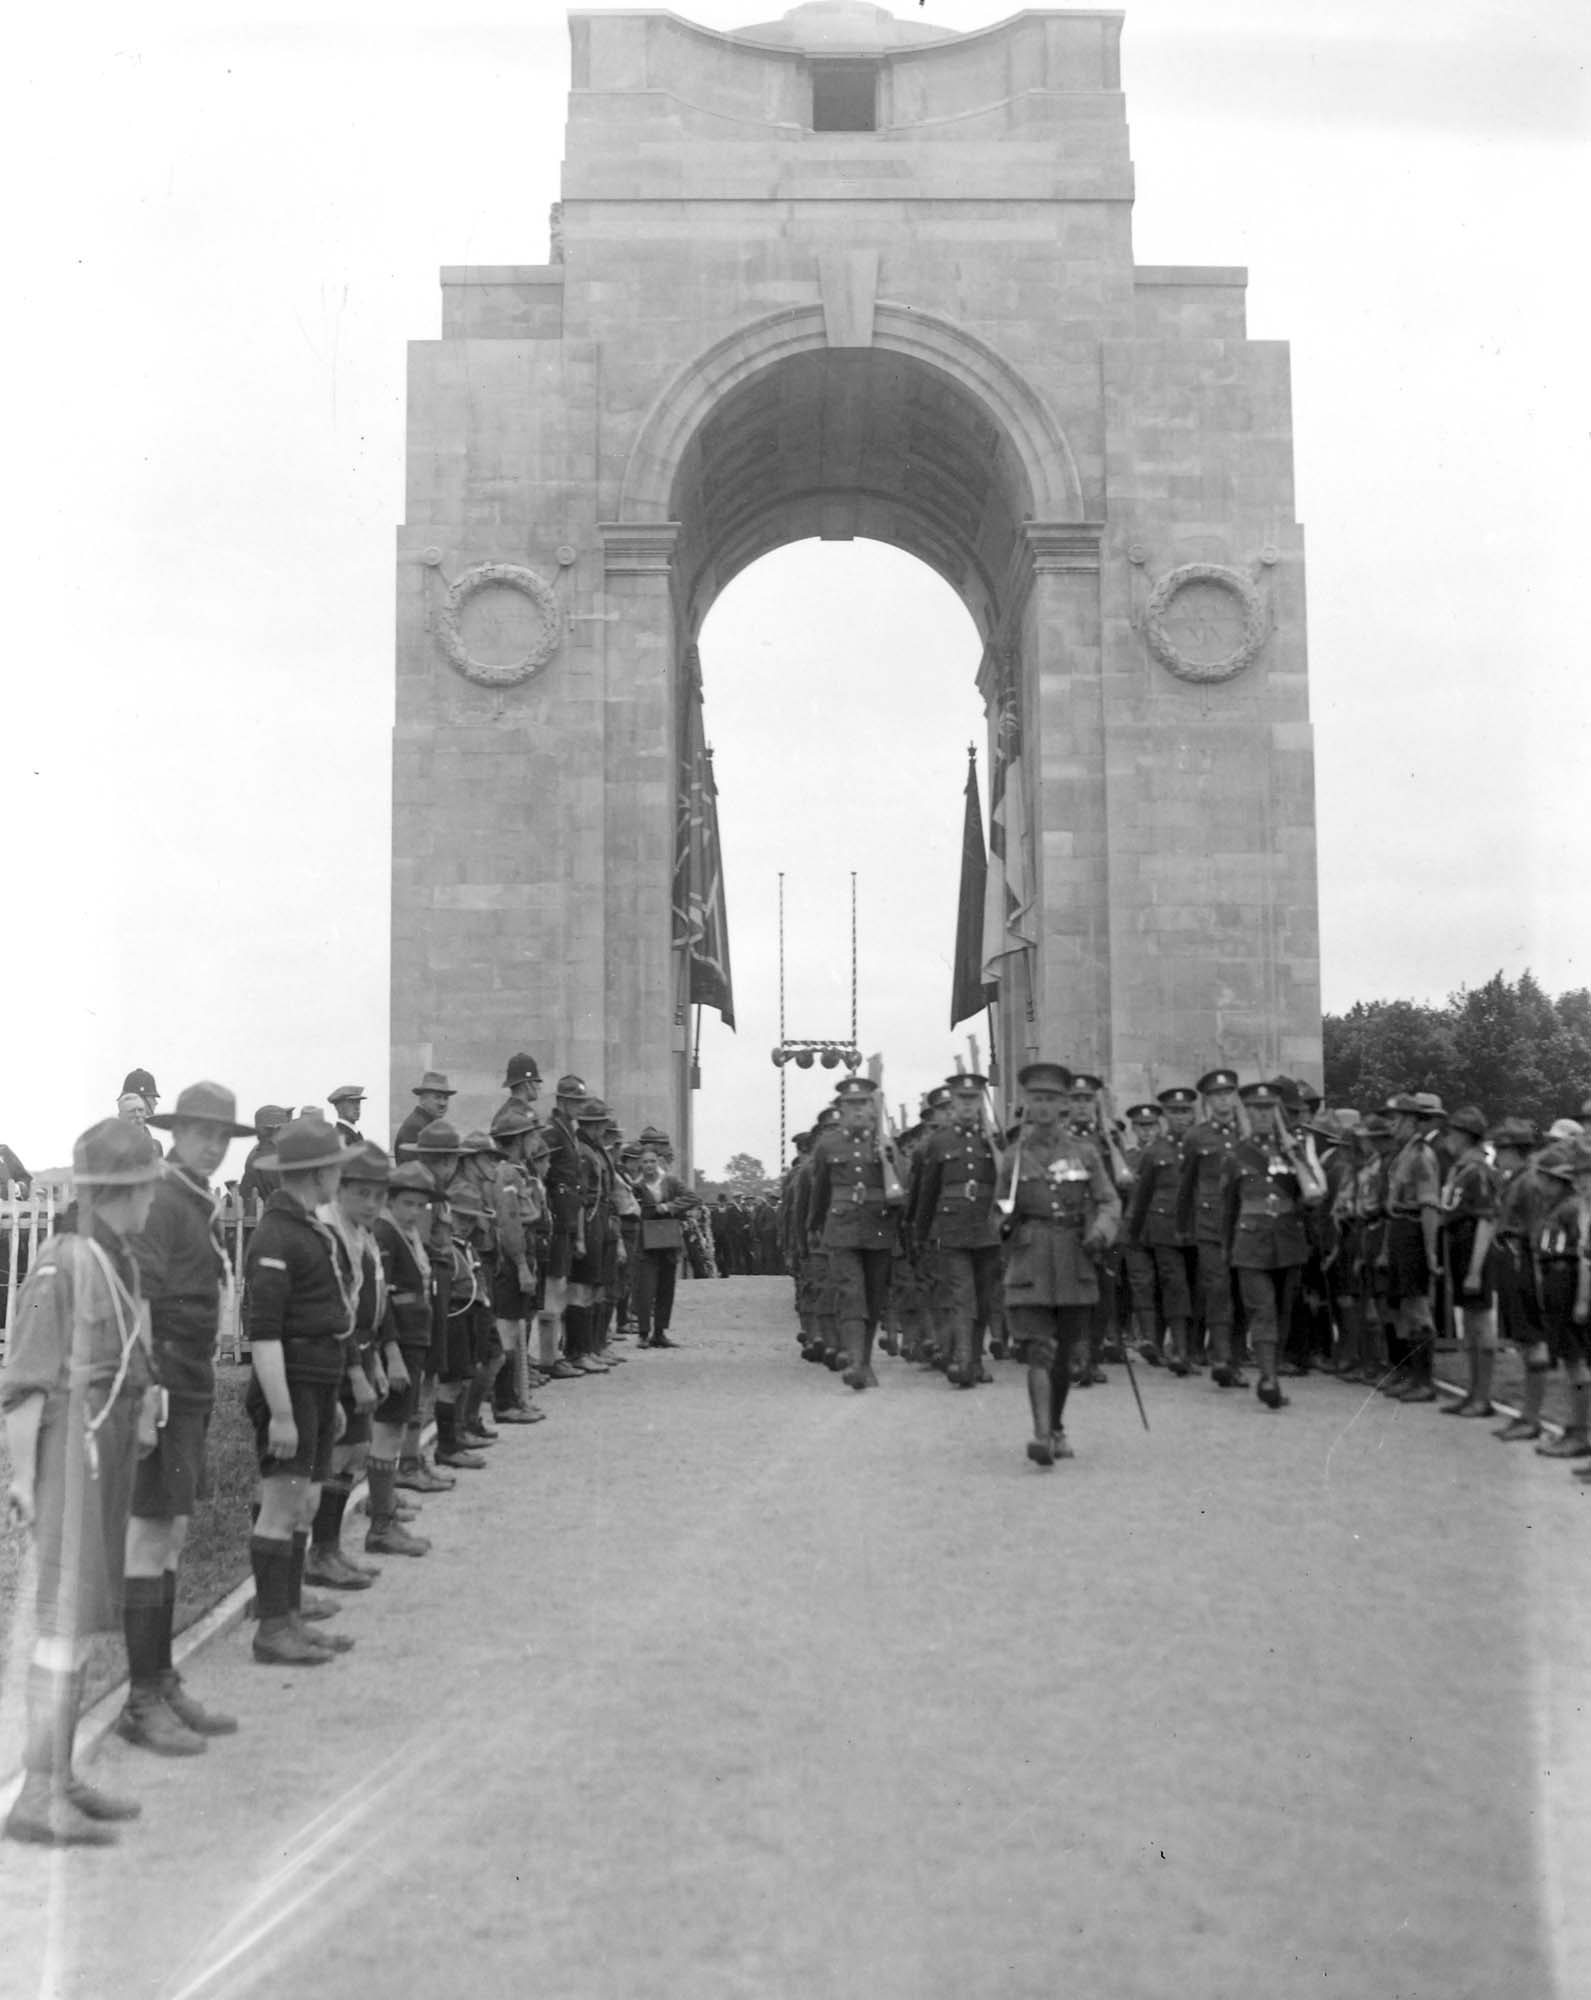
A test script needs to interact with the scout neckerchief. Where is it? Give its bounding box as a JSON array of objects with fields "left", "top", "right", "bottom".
[{"left": 77, "top": 1234, "right": 150, "bottom": 1480}]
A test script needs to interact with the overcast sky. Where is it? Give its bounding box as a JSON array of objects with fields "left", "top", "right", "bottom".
[{"left": 3, "top": 0, "right": 1587, "bottom": 1180}]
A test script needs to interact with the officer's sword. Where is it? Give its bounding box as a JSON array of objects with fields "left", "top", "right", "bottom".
[{"left": 1119, "top": 1333, "right": 1151, "bottom": 1432}]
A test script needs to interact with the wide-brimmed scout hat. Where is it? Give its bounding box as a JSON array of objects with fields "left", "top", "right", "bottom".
[
  {"left": 74, "top": 1118, "right": 163, "bottom": 1187},
  {"left": 1017, "top": 1062, "right": 1074, "bottom": 1094},
  {"left": 1197, "top": 1068, "right": 1239, "bottom": 1095},
  {"left": 411, "top": 1071, "right": 456, "bottom": 1097},
  {"left": 1361, "top": 1113, "right": 1396, "bottom": 1140},
  {"left": 575, "top": 1098, "right": 611, "bottom": 1124},
  {"left": 1445, "top": 1104, "right": 1488, "bottom": 1141},
  {"left": 252, "top": 1103, "right": 291, "bottom": 1132},
  {"left": 253, "top": 1117, "right": 362, "bottom": 1175},
  {"left": 148, "top": 1081, "right": 254, "bottom": 1139},
  {"left": 444, "top": 1183, "right": 486, "bottom": 1220},
  {"left": 328, "top": 1083, "right": 365, "bottom": 1107},
  {"left": 341, "top": 1143, "right": 393, "bottom": 1185},
  {"left": 1536, "top": 1144, "right": 1582, "bottom": 1183},
  {"left": 1546, "top": 1117, "right": 1584, "bottom": 1143},
  {"left": 1304, "top": 1109, "right": 1354, "bottom": 1143},
  {"left": 1487, "top": 1117, "right": 1538, "bottom": 1152},
  {"left": 388, "top": 1160, "right": 437, "bottom": 1195},
  {"left": 502, "top": 1052, "right": 542, "bottom": 1087},
  {"left": 490, "top": 1105, "right": 539, "bottom": 1141},
  {"left": 458, "top": 1129, "right": 501, "bottom": 1156},
  {"left": 554, "top": 1074, "right": 588, "bottom": 1100},
  {"left": 414, "top": 1120, "right": 463, "bottom": 1156}
]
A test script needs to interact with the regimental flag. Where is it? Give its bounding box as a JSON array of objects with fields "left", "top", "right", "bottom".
[
  {"left": 981, "top": 669, "right": 1035, "bottom": 984},
  {"left": 673, "top": 647, "right": 736, "bottom": 1030},
  {"left": 950, "top": 745, "right": 993, "bottom": 1028}
]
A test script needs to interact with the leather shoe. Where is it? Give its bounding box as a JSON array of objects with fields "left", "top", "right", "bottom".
[
  {"left": 65, "top": 1776, "right": 143, "bottom": 1821},
  {"left": 546, "top": 1359, "right": 582, "bottom": 1380},
  {"left": 650, "top": 1334, "right": 679, "bottom": 1349},
  {"left": 158, "top": 1671, "right": 239, "bottom": 1737},
  {"left": 366, "top": 1519, "right": 431, "bottom": 1557},
  {"left": 1026, "top": 1437, "right": 1055, "bottom": 1467},
  {"left": 1397, "top": 1383, "right": 1438, "bottom": 1404},
  {"left": 4, "top": 1777, "right": 117, "bottom": 1846},
  {"left": 1256, "top": 1379, "right": 1290, "bottom": 1410},
  {"left": 1494, "top": 1417, "right": 1542, "bottom": 1441},
  {"left": 253, "top": 1617, "right": 331, "bottom": 1666},
  {"left": 114, "top": 1690, "right": 207, "bottom": 1757},
  {"left": 1536, "top": 1433, "right": 1591, "bottom": 1460},
  {"left": 304, "top": 1546, "right": 376, "bottom": 1591}
]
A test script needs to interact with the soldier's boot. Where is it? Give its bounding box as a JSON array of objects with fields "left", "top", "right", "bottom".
[
  {"left": 1165, "top": 1317, "right": 1191, "bottom": 1375},
  {"left": 861, "top": 1323, "right": 879, "bottom": 1388},
  {"left": 1025, "top": 1364, "right": 1055, "bottom": 1466},
  {"left": 1328, "top": 1298, "right": 1363, "bottom": 1376},
  {"left": 821, "top": 1314, "right": 847, "bottom": 1371},
  {"left": 948, "top": 1317, "right": 975, "bottom": 1389},
  {"left": 880, "top": 1312, "right": 900, "bottom": 1359},
  {"left": 1048, "top": 1356, "right": 1074, "bottom": 1457},
  {"left": 840, "top": 1319, "right": 871, "bottom": 1390},
  {"left": 971, "top": 1321, "right": 993, "bottom": 1384},
  {"left": 1133, "top": 1308, "right": 1164, "bottom": 1367}
]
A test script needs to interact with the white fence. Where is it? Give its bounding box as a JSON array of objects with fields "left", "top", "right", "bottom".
[{"left": 1, "top": 1191, "right": 262, "bottom": 1363}]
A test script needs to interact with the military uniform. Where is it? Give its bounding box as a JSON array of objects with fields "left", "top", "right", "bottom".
[
  {"left": 790, "top": 1110, "right": 844, "bottom": 1367},
  {"left": 1124, "top": 1090, "right": 1197, "bottom": 1373},
  {"left": 1000, "top": 1063, "right": 1121, "bottom": 1465},
  {"left": 1220, "top": 1088, "right": 1318, "bottom": 1406},
  {"left": 1382, "top": 1096, "right": 1445, "bottom": 1401},
  {"left": 807, "top": 1079, "right": 903, "bottom": 1389},
  {"left": 913, "top": 1082, "right": 1002, "bottom": 1387},
  {"left": 1176, "top": 1069, "right": 1244, "bottom": 1375}
]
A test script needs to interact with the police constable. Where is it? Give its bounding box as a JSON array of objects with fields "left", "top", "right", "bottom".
[
  {"left": 806, "top": 1076, "right": 904, "bottom": 1390},
  {"left": 913, "top": 1073, "right": 1003, "bottom": 1388},
  {"left": 998, "top": 1061, "right": 1120, "bottom": 1466}
]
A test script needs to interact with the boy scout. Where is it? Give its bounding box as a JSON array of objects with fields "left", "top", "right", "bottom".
[
  {"left": 999, "top": 1062, "right": 1120, "bottom": 1466},
  {"left": 1438, "top": 1106, "right": 1502, "bottom": 1419},
  {"left": 1381, "top": 1093, "right": 1446, "bottom": 1404}
]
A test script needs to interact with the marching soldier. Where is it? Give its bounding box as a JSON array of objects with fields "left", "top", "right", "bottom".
[
  {"left": 1124, "top": 1087, "right": 1199, "bottom": 1374},
  {"left": 806, "top": 1077, "right": 904, "bottom": 1391},
  {"left": 907, "top": 1084, "right": 955, "bottom": 1372},
  {"left": 998, "top": 1062, "right": 1120, "bottom": 1466},
  {"left": 913, "top": 1073, "right": 1003, "bottom": 1388},
  {"left": 791, "top": 1106, "right": 844, "bottom": 1368},
  {"left": 1221, "top": 1082, "right": 1326, "bottom": 1409},
  {"left": 1066, "top": 1073, "right": 1132, "bottom": 1383},
  {"left": 1176, "top": 1068, "right": 1246, "bottom": 1385}
]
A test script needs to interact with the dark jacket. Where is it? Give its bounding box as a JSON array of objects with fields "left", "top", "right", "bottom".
[
  {"left": 913, "top": 1125, "right": 1001, "bottom": 1250},
  {"left": 809, "top": 1128, "right": 902, "bottom": 1251},
  {"left": 1127, "top": 1134, "right": 1193, "bottom": 1249},
  {"left": 1176, "top": 1119, "right": 1243, "bottom": 1244},
  {"left": 130, "top": 1162, "right": 228, "bottom": 1404},
  {"left": 374, "top": 1214, "right": 433, "bottom": 1347},
  {"left": 1000, "top": 1131, "right": 1119, "bottom": 1306},
  {"left": 1222, "top": 1139, "right": 1311, "bottom": 1270},
  {"left": 244, "top": 1189, "right": 352, "bottom": 1382}
]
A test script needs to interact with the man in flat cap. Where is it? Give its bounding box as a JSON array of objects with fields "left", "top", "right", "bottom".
[{"left": 327, "top": 1087, "right": 365, "bottom": 1149}]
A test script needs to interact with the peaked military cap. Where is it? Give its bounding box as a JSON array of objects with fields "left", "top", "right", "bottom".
[
  {"left": 1268, "top": 1076, "right": 1305, "bottom": 1112},
  {"left": 1157, "top": 1086, "right": 1199, "bottom": 1108},
  {"left": 1125, "top": 1103, "right": 1161, "bottom": 1122},
  {"left": 1068, "top": 1073, "right": 1105, "bottom": 1094},
  {"left": 1017, "top": 1061, "right": 1074, "bottom": 1093},
  {"left": 74, "top": 1118, "right": 162, "bottom": 1187},
  {"left": 342, "top": 1142, "right": 393, "bottom": 1184},
  {"left": 1197, "top": 1069, "right": 1240, "bottom": 1095},
  {"left": 148, "top": 1081, "right": 254, "bottom": 1138},
  {"left": 1296, "top": 1081, "right": 1323, "bottom": 1109},
  {"left": 813, "top": 1106, "right": 841, "bottom": 1128},
  {"left": 1238, "top": 1082, "right": 1279, "bottom": 1107},
  {"left": 411, "top": 1070, "right": 456, "bottom": 1097},
  {"left": 834, "top": 1076, "right": 878, "bottom": 1100},
  {"left": 946, "top": 1072, "right": 988, "bottom": 1094},
  {"left": 501, "top": 1052, "right": 541, "bottom": 1086},
  {"left": 554, "top": 1074, "right": 588, "bottom": 1099},
  {"left": 792, "top": 1130, "right": 813, "bottom": 1152},
  {"left": 387, "top": 1160, "right": 437, "bottom": 1195},
  {"left": 924, "top": 1085, "right": 952, "bottom": 1110}
]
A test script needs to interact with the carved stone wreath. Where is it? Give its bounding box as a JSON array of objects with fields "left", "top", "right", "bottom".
[
  {"left": 436, "top": 563, "right": 560, "bottom": 687},
  {"left": 1143, "top": 562, "right": 1267, "bottom": 685}
]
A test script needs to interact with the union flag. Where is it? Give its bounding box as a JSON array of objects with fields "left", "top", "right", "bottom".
[{"left": 673, "top": 646, "right": 736, "bottom": 1029}]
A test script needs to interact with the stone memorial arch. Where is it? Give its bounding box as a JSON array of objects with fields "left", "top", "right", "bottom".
[{"left": 392, "top": 0, "right": 1321, "bottom": 1153}]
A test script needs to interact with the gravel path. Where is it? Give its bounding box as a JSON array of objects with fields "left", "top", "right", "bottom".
[{"left": 2, "top": 1278, "right": 1585, "bottom": 2000}]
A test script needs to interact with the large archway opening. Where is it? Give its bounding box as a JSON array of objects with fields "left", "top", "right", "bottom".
[
  {"left": 654, "top": 337, "right": 1045, "bottom": 1178},
  {"left": 690, "top": 538, "right": 987, "bottom": 1184}
]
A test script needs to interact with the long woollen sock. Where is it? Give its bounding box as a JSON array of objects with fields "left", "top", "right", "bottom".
[
  {"left": 250, "top": 1536, "right": 293, "bottom": 1622},
  {"left": 122, "top": 1574, "right": 166, "bottom": 1689},
  {"left": 288, "top": 1532, "right": 309, "bottom": 1613},
  {"left": 312, "top": 1482, "right": 349, "bottom": 1552},
  {"left": 159, "top": 1570, "right": 178, "bottom": 1674}
]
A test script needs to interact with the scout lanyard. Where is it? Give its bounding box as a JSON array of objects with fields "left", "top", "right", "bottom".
[{"left": 78, "top": 1237, "right": 149, "bottom": 1481}]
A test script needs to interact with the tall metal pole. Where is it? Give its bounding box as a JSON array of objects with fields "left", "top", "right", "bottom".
[
  {"left": 850, "top": 871, "right": 858, "bottom": 1048},
  {"left": 778, "top": 872, "right": 787, "bottom": 1164}
]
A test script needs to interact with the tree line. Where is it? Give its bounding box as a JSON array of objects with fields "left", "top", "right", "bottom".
[{"left": 1324, "top": 971, "right": 1591, "bottom": 1126}]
